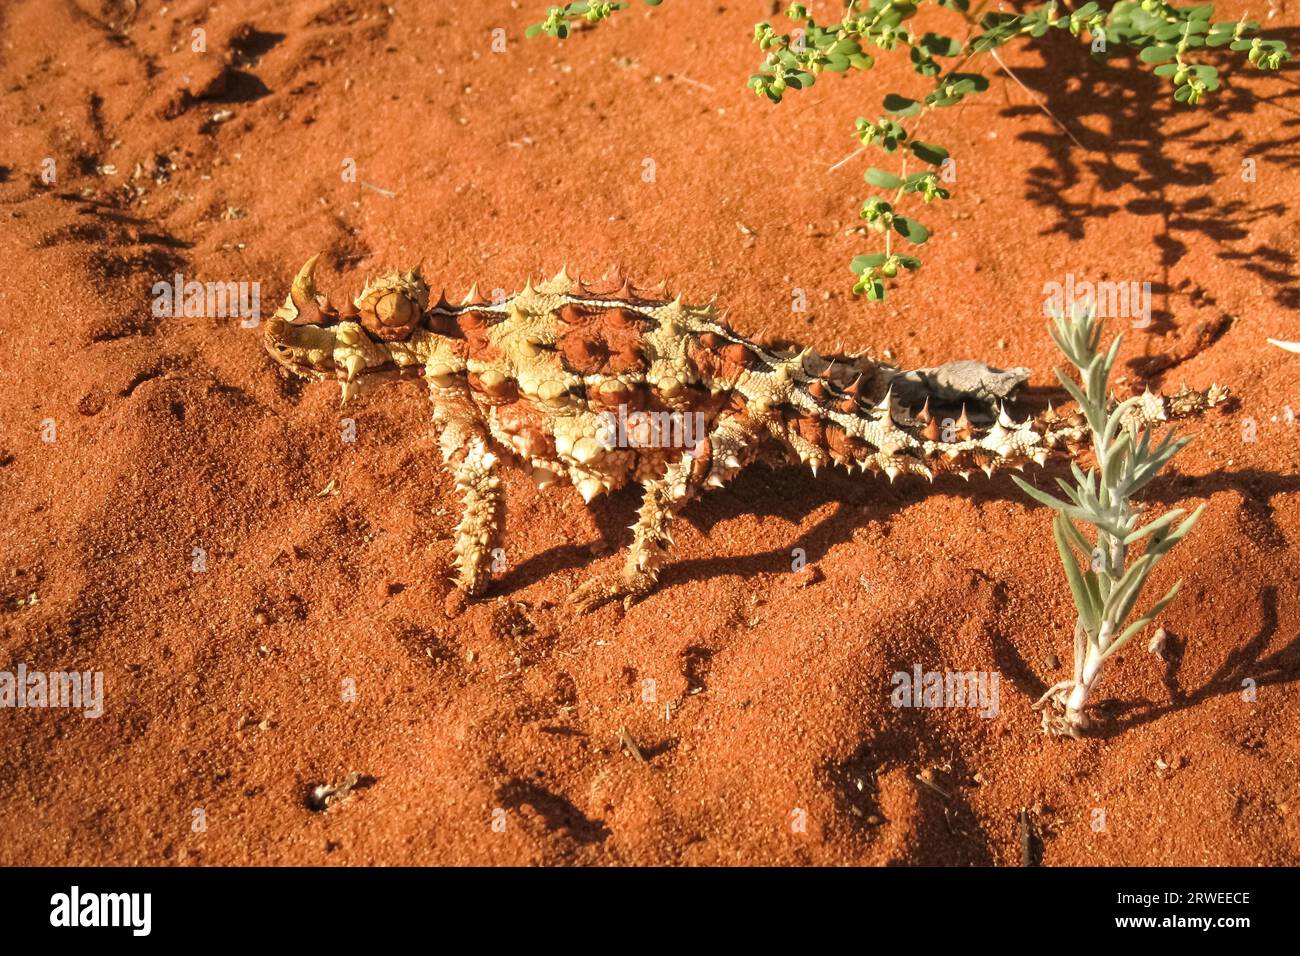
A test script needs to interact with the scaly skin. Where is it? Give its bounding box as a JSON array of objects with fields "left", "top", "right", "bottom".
[{"left": 263, "top": 256, "right": 1228, "bottom": 611}]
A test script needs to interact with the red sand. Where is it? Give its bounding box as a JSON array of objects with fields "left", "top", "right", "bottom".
[{"left": 0, "top": 0, "right": 1296, "bottom": 866}]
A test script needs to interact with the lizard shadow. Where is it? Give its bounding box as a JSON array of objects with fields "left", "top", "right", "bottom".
[
  {"left": 495, "top": 462, "right": 875, "bottom": 595},
  {"left": 502, "top": 463, "right": 1298, "bottom": 598},
  {"left": 653, "top": 465, "right": 902, "bottom": 590}
]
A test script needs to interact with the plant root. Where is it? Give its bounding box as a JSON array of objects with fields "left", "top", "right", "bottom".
[{"left": 1032, "top": 680, "right": 1091, "bottom": 739}]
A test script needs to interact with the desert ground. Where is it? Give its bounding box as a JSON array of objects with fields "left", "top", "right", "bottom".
[{"left": 0, "top": 0, "right": 1297, "bottom": 865}]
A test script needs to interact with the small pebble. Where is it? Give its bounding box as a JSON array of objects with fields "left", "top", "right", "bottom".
[{"left": 794, "top": 564, "right": 825, "bottom": 588}]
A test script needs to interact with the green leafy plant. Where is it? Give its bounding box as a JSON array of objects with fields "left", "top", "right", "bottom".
[
  {"left": 532, "top": 0, "right": 1289, "bottom": 300},
  {"left": 1011, "top": 308, "right": 1203, "bottom": 738},
  {"left": 526, "top": 1, "right": 662, "bottom": 39}
]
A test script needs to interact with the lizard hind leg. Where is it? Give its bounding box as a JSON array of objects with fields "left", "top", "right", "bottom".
[
  {"left": 568, "top": 457, "right": 693, "bottom": 613},
  {"left": 567, "top": 415, "right": 762, "bottom": 613}
]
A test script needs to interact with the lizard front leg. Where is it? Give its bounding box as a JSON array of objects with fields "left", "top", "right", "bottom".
[{"left": 433, "top": 392, "right": 504, "bottom": 597}]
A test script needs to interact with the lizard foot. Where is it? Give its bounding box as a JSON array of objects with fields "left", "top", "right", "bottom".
[
  {"left": 454, "top": 569, "right": 492, "bottom": 599},
  {"left": 568, "top": 571, "right": 655, "bottom": 613}
]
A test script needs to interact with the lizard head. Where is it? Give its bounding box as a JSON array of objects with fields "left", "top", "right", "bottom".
[{"left": 265, "top": 254, "right": 432, "bottom": 404}]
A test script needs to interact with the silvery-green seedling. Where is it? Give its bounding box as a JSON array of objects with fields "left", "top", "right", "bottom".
[{"left": 1013, "top": 307, "right": 1203, "bottom": 738}]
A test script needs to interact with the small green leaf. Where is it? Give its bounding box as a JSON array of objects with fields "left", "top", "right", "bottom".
[
  {"left": 1012, "top": 475, "right": 1071, "bottom": 513},
  {"left": 850, "top": 253, "right": 887, "bottom": 273},
  {"left": 893, "top": 216, "right": 929, "bottom": 244},
  {"left": 919, "top": 32, "right": 962, "bottom": 57},
  {"left": 910, "top": 48, "right": 940, "bottom": 77},
  {"left": 1054, "top": 514, "right": 1099, "bottom": 633},
  {"left": 910, "top": 141, "right": 949, "bottom": 165},
  {"left": 1141, "top": 44, "right": 1177, "bottom": 64},
  {"left": 950, "top": 73, "right": 989, "bottom": 92},
  {"left": 866, "top": 167, "right": 904, "bottom": 188},
  {"left": 1104, "top": 579, "right": 1184, "bottom": 660},
  {"left": 883, "top": 93, "right": 922, "bottom": 116}
]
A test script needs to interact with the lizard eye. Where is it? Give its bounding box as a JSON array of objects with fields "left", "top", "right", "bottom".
[
  {"left": 359, "top": 290, "right": 420, "bottom": 341},
  {"left": 355, "top": 269, "right": 428, "bottom": 342}
]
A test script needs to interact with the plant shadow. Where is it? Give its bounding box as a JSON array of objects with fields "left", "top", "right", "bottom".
[
  {"left": 995, "top": 26, "right": 1300, "bottom": 376},
  {"left": 1094, "top": 585, "right": 1300, "bottom": 738}
]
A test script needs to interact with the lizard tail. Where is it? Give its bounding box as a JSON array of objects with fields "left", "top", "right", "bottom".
[{"left": 716, "top": 338, "right": 1229, "bottom": 482}]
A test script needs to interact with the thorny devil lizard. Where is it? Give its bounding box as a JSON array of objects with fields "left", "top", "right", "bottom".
[{"left": 264, "top": 256, "right": 1228, "bottom": 612}]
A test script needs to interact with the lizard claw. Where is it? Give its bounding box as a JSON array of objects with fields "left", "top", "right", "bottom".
[{"left": 454, "top": 568, "right": 492, "bottom": 599}]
